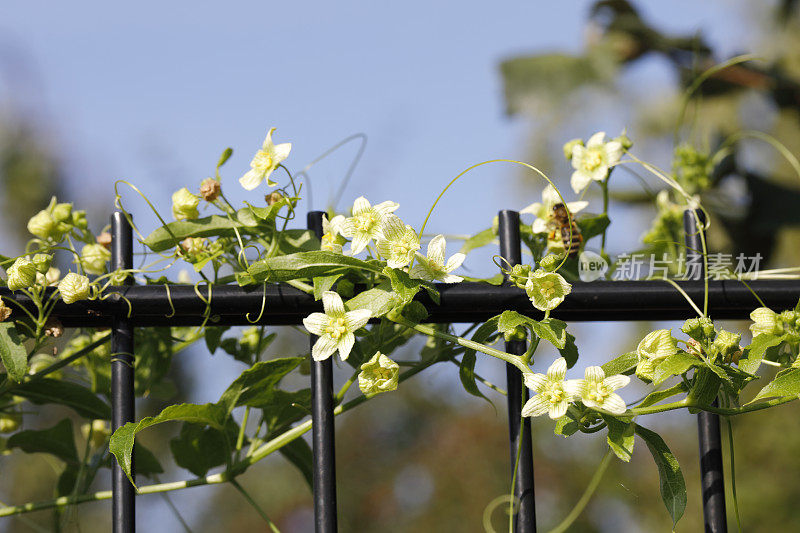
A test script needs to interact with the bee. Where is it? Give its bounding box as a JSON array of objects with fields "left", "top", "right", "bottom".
[{"left": 549, "top": 203, "right": 583, "bottom": 258}]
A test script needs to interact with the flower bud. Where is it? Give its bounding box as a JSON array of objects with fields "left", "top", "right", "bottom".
[
  {"left": 31, "top": 254, "right": 52, "bottom": 274},
  {"left": 71, "top": 210, "right": 88, "bottom": 230},
  {"left": 613, "top": 132, "right": 633, "bottom": 150},
  {"left": 81, "top": 244, "right": 111, "bottom": 275},
  {"left": 509, "top": 264, "right": 532, "bottom": 289},
  {"left": 37, "top": 267, "right": 61, "bottom": 287},
  {"left": 81, "top": 419, "right": 111, "bottom": 449},
  {"left": 200, "top": 178, "right": 221, "bottom": 202},
  {"left": 58, "top": 273, "right": 91, "bottom": 304},
  {"left": 180, "top": 237, "right": 206, "bottom": 257},
  {"left": 637, "top": 329, "right": 678, "bottom": 363},
  {"left": 563, "top": 138, "right": 584, "bottom": 161},
  {"left": 171, "top": 187, "right": 200, "bottom": 220},
  {"left": 0, "top": 297, "right": 11, "bottom": 322},
  {"left": 0, "top": 413, "right": 21, "bottom": 433},
  {"left": 503, "top": 325, "right": 528, "bottom": 342},
  {"left": 712, "top": 329, "right": 742, "bottom": 364},
  {"left": 749, "top": 307, "right": 781, "bottom": 337},
  {"left": 358, "top": 352, "right": 399, "bottom": 396},
  {"left": 6, "top": 257, "right": 38, "bottom": 291},
  {"left": 51, "top": 202, "right": 73, "bottom": 223},
  {"left": 525, "top": 269, "right": 572, "bottom": 311},
  {"left": 96, "top": 232, "right": 113, "bottom": 249},
  {"left": 681, "top": 316, "right": 716, "bottom": 343},
  {"left": 539, "top": 254, "right": 564, "bottom": 272},
  {"left": 27, "top": 210, "right": 57, "bottom": 240}
]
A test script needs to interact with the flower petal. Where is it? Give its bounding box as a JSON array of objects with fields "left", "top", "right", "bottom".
[
  {"left": 570, "top": 170, "right": 593, "bottom": 194},
  {"left": 337, "top": 332, "right": 355, "bottom": 361},
  {"left": 349, "top": 232, "right": 371, "bottom": 255},
  {"left": 565, "top": 201, "right": 589, "bottom": 214},
  {"left": 439, "top": 273, "right": 464, "bottom": 283},
  {"left": 345, "top": 309, "right": 371, "bottom": 331},
  {"left": 322, "top": 291, "right": 345, "bottom": 316},
  {"left": 302, "top": 313, "right": 328, "bottom": 335},
  {"left": 409, "top": 258, "right": 434, "bottom": 281},
  {"left": 381, "top": 215, "right": 405, "bottom": 241},
  {"left": 352, "top": 196, "right": 371, "bottom": 215},
  {"left": 541, "top": 184, "right": 561, "bottom": 206},
  {"left": 239, "top": 168, "right": 263, "bottom": 191},
  {"left": 373, "top": 200, "right": 399, "bottom": 216},
  {"left": 427, "top": 235, "right": 446, "bottom": 267},
  {"left": 521, "top": 395, "right": 549, "bottom": 417},
  {"left": 312, "top": 336, "right": 338, "bottom": 361},
  {"left": 600, "top": 393, "right": 627, "bottom": 415},
  {"left": 271, "top": 142, "right": 292, "bottom": 164},
  {"left": 603, "top": 374, "right": 630, "bottom": 391},
  {"left": 261, "top": 127, "right": 276, "bottom": 150},
  {"left": 604, "top": 141, "right": 623, "bottom": 164},
  {"left": 586, "top": 131, "right": 606, "bottom": 147},
  {"left": 531, "top": 218, "right": 549, "bottom": 234},
  {"left": 548, "top": 400, "right": 569, "bottom": 420},
  {"left": 444, "top": 252, "right": 465, "bottom": 272},
  {"left": 523, "top": 372, "right": 547, "bottom": 391},
  {"left": 584, "top": 366, "right": 605, "bottom": 383},
  {"left": 546, "top": 357, "right": 567, "bottom": 380},
  {"left": 520, "top": 202, "right": 541, "bottom": 215}
]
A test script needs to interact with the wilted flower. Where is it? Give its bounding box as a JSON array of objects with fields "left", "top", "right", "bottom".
[
  {"left": 376, "top": 216, "right": 420, "bottom": 268},
  {"left": 6, "top": 257, "right": 37, "bottom": 291},
  {"left": 358, "top": 352, "right": 400, "bottom": 396},
  {"left": 574, "top": 366, "right": 629, "bottom": 415},
  {"left": 302, "top": 291, "right": 371, "bottom": 361},
  {"left": 58, "top": 273, "right": 91, "bottom": 304},
  {"left": 521, "top": 357, "right": 581, "bottom": 419},
  {"left": 265, "top": 191, "right": 284, "bottom": 205},
  {"left": 96, "top": 232, "right": 113, "bottom": 249},
  {"left": 0, "top": 297, "right": 11, "bottom": 322},
  {"left": 750, "top": 307, "right": 781, "bottom": 337},
  {"left": 522, "top": 185, "right": 588, "bottom": 235},
  {"left": 321, "top": 214, "right": 347, "bottom": 253},
  {"left": 44, "top": 317, "right": 64, "bottom": 338},
  {"left": 81, "top": 244, "right": 111, "bottom": 275},
  {"left": 199, "top": 178, "right": 221, "bottom": 201},
  {"left": 636, "top": 329, "right": 678, "bottom": 380},
  {"left": 409, "top": 235, "right": 465, "bottom": 283},
  {"left": 239, "top": 127, "right": 292, "bottom": 190},
  {"left": 525, "top": 269, "right": 571, "bottom": 311},
  {"left": 340, "top": 196, "right": 399, "bottom": 255},
  {"left": 570, "top": 131, "right": 623, "bottom": 193},
  {"left": 172, "top": 188, "right": 200, "bottom": 221}
]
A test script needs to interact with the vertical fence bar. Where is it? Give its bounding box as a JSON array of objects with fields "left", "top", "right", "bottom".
[
  {"left": 111, "top": 212, "right": 135, "bottom": 533},
  {"left": 498, "top": 210, "right": 536, "bottom": 532},
  {"left": 308, "top": 211, "right": 338, "bottom": 533},
  {"left": 684, "top": 209, "right": 728, "bottom": 533}
]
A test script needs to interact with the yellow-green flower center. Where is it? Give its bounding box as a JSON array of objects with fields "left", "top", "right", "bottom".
[
  {"left": 539, "top": 279, "right": 557, "bottom": 298},
  {"left": 353, "top": 212, "right": 377, "bottom": 232},
  {"left": 585, "top": 380, "right": 610, "bottom": 404},
  {"left": 542, "top": 382, "right": 566, "bottom": 405},
  {"left": 583, "top": 149, "right": 604, "bottom": 172},
  {"left": 253, "top": 150, "right": 275, "bottom": 172},
  {"left": 325, "top": 317, "right": 347, "bottom": 340},
  {"left": 374, "top": 367, "right": 393, "bottom": 380}
]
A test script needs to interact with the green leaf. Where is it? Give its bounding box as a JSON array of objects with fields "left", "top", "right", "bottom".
[
  {"left": 0, "top": 322, "right": 27, "bottom": 382},
  {"left": 751, "top": 368, "right": 800, "bottom": 402},
  {"left": 653, "top": 352, "right": 700, "bottom": 386},
  {"left": 603, "top": 415, "right": 634, "bottom": 462},
  {"left": 277, "top": 229, "right": 321, "bottom": 255},
  {"left": 7, "top": 419, "right": 78, "bottom": 464},
  {"left": 135, "top": 443, "right": 165, "bottom": 477},
  {"left": 345, "top": 282, "right": 398, "bottom": 318},
  {"left": 14, "top": 379, "right": 111, "bottom": 419},
  {"left": 248, "top": 251, "right": 382, "bottom": 283},
  {"left": 459, "top": 351, "right": 492, "bottom": 405},
  {"left": 553, "top": 410, "right": 580, "bottom": 437},
  {"left": 143, "top": 215, "right": 248, "bottom": 253},
  {"left": 261, "top": 389, "right": 312, "bottom": 430},
  {"left": 218, "top": 358, "right": 303, "bottom": 415},
  {"left": 205, "top": 326, "right": 230, "bottom": 354},
  {"left": 170, "top": 422, "right": 230, "bottom": 477},
  {"left": 635, "top": 424, "right": 687, "bottom": 527},
  {"left": 601, "top": 352, "right": 638, "bottom": 376},
  {"left": 577, "top": 213, "right": 611, "bottom": 241},
  {"left": 495, "top": 311, "right": 568, "bottom": 350},
  {"left": 279, "top": 436, "right": 313, "bottom": 490},
  {"left": 216, "top": 147, "right": 233, "bottom": 169},
  {"left": 739, "top": 333, "right": 786, "bottom": 374},
  {"left": 558, "top": 331, "right": 579, "bottom": 368},
  {"left": 110, "top": 403, "right": 227, "bottom": 486},
  {"left": 383, "top": 267, "right": 423, "bottom": 305},
  {"left": 638, "top": 382, "right": 688, "bottom": 409},
  {"left": 313, "top": 274, "right": 342, "bottom": 300},
  {"left": 246, "top": 197, "right": 298, "bottom": 222},
  {"left": 459, "top": 228, "right": 496, "bottom": 255}
]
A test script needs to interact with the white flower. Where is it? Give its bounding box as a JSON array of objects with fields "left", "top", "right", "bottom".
[
  {"left": 6, "top": 257, "right": 37, "bottom": 291},
  {"left": 522, "top": 185, "right": 588, "bottom": 234},
  {"left": 321, "top": 214, "right": 347, "bottom": 253},
  {"left": 521, "top": 357, "right": 581, "bottom": 419},
  {"left": 750, "top": 307, "right": 781, "bottom": 337},
  {"left": 635, "top": 329, "right": 679, "bottom": 381},
  {"left": 302, "top": 291, "right": 371, "bottom": 361},
  {"left": 525, "top": 269, "right": 572, "bottom": 311},
  {"left": 574, "top": 366, "right": 629, "bottom": 415},
  {"left": 239, "top": 127, "right": 292, "bottom": 190},
  {"left": 340, "top": 197, "right": 399, "bottom": 255},
  {"left": 376, "top": 216, "right": 420, "bottom": 268},
  {"left": 58, "top": 273, "right": 91, "bottom": 304},
  {"left": 570, "top": 131, "right": 623, "bottom": 193},
  {"left": 358, "top": 352, "right": 400, "bottom": 396},
  {"left": 409, "top": 235, "right": 465, "bottom": 283}
]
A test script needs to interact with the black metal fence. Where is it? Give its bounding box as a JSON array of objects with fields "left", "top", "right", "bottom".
[{"left": 4, "top": 207, "right": 799, "bottom": 533}]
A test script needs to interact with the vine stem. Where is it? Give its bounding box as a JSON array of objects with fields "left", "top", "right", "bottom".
[
  {"left": 545, "top": 450, "right": 613, "bottom": 533},
  {"left": 0, "top": 359, "right": 434, "bottom": 518},
  {"left": 628, "top": 395, "right": 797, "bottom": 417}
]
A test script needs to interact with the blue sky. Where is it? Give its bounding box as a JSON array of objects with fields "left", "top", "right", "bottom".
[{"left": 0, "top": 1, "right": 758, "bottom": 529}]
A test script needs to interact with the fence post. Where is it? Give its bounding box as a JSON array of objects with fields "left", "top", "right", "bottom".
[
  {"left": 498, "top": 210, "right": 536, "bottom": 532},
  {"left": 684, "top": 209, "right": 728, "bottom": 533},
  {"left": 111, "top": 212, "right": 135, "bottom": 533},
  {"left": 308, "top": 211, "right": 338, "bottom": 533}
]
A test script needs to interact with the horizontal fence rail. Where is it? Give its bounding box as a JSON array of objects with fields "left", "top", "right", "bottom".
[{"left": 1, "top": 279, "right": 797, "bottom": 327}]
